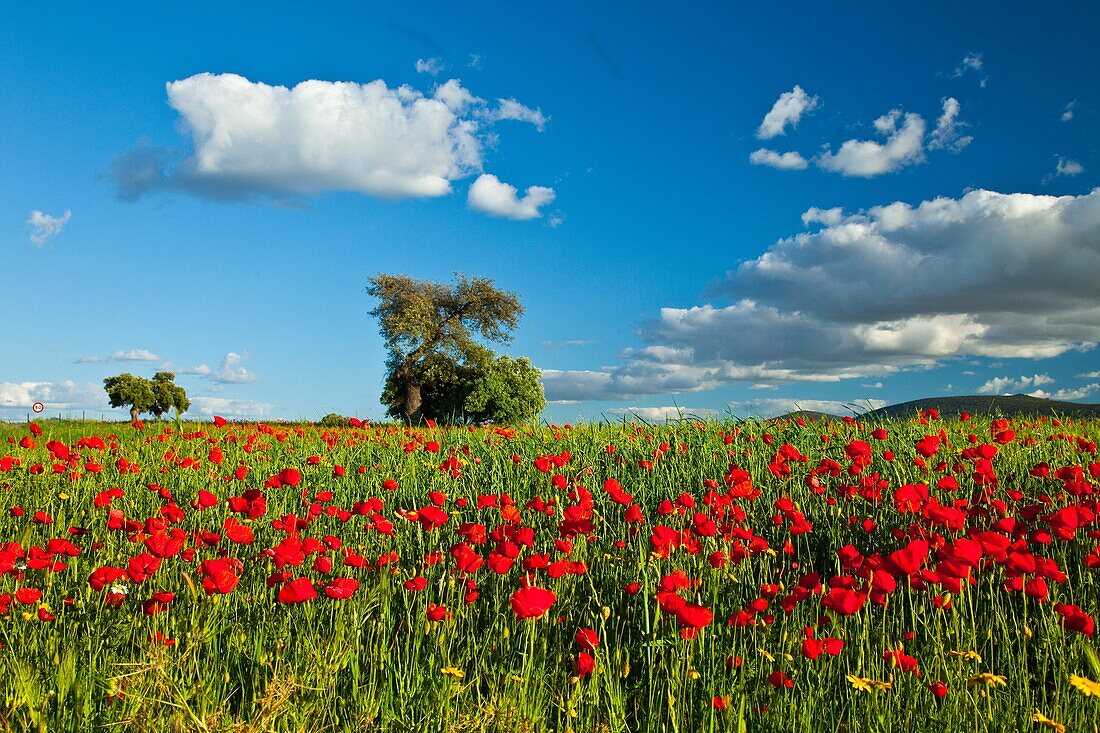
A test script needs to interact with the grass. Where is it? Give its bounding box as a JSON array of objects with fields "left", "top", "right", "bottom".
[{"left": 0, "top": 413, "right": 1097, "bottom": 732}]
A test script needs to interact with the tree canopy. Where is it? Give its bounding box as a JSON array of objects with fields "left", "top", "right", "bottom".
[
  {"left": 104, "top": 372, "right": 189, "bottom": 421},
  {"left": 368, "top": 273, "right": 529, "bottom": 424}
]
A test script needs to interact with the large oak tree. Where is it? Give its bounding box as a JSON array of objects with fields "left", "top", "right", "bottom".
[{"left": 367, "top": 273, "right": 523, "bottom": 424}]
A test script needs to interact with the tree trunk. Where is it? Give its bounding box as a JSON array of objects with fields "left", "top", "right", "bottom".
[
  {"left": 403, "top": 380, "right": 423, "bottom": 425},
  {"left": 130, "top": 405, "right": 140, "bottom": 422}
]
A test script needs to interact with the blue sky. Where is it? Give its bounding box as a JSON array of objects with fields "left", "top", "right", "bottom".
[{"left": 2, "top": 2, "right": 1098, "bottom": 422}]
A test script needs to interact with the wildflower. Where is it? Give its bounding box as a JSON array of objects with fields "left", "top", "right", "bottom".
[
  {"left": 948, "top": 650, "right": 982, "bottom": 663},
  {"left": 1031, "top": 710, "right": 1065, "bottom": 733},
  {"left": 1069, "top": 675, "right": 1100, "bottom": 697},
  {"left": 847, "top": 675, "right": 891, "bottom": 693},
  {"left": 441, "top": 666, "right": 465, "bottom": 678},
  {"left": 966, "top": 673, "right": 1007, "bottom": 694},
  {"left": 510, "top": 586, "right": 556, "bottom": 619}
]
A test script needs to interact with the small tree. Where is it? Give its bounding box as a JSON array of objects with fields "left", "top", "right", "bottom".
[
  {"left": 368, "top": 273, "right": 523, "bottom": 424},
  {"left": 104, "top": 372, "right": 189, "bottom": 421},
  {"left": 103, "top": 373, "right": 155, "bottom": 422},
  {"left": 465, "top": 356, "right": 546, "bottom": 424}
]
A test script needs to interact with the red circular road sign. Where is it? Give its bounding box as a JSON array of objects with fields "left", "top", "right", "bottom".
[{"left": 31, "top": 402, "right": 45, "bottom": 413}]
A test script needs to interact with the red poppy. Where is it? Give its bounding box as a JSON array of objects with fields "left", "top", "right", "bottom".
[
  {"left": 278, "top": 577, "right": 317, "bottom": 604},
  {"left": 510, "top": 586, "right": 556, "bottom": 619},
  {"left": 574, "top": 628, "right": 600, "bottom": 650}
]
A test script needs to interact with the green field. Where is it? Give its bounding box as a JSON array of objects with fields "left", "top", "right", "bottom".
[{"left": 0, "top": 414, "right": 1097, "bottom": 732}]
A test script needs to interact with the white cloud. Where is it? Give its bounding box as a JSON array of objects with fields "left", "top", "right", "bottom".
[
  {"left": 191, "top": 397, "right": 274, "bottom": 417},
  {"left": 72, "top": 355, "right": 104, "bottom": 364},
  {"left": 541, "top": 339, "right": 593, "bottom": 349},
  {"left": 177, "top": 363, "right": 212, "bottom": 375},
  {"left": 1061, "top": 100, "right": 1076, "bottom": 122},
  {"left": 817, "top": 110, "right": 926, "bottom": 177},
  {"left": 27, "top": 210, "right": 71, "bottom": 245},
  {"left": 467, "top": 174, "right": 555, "bottom": 220},
  {"left": 490, "top": 98, "right": 547, "bottom": 131},
  {"left": 749, "top": 148, "right": 809, "bottom": 170},
  {"left": 1028, "top": 383, "right": 1100, "bottom": 401},
  {"left": 1078, "top": 371, "right": 1100, "bottom": 379},
  {"left": 801, "top": 206, "right": 845, "bottom": 227},
  {"left": 953, "top": 53, "right": 986, "bottom": 86},
  {"left": 213, "top": 352, "right": 259, "bottom": 383},
  {"left": 727, "top": 398, "right": 886, "bottom": 419},
  {"left": 543, "top": 188, "right": 1100, "bottom": 402},
  {"left": 111, "top": 73, "right": 545, "bottom": 203},
  {"left": 112, "top": 349, "right": 160, "bottom": 362},
  {"left": 954, "top": 52, "right": 983, "bottom": 76},
  {"left": 862, "top": 382, "right": 883, "bottom": 389},
  {"left": 415, "top": 57, "right": 445, "bottom": 76},
  {"left": 756, "top": 86, "right": 820, "bottom": 139},
  {"left": 607, "top": 406, "right": 718, "bottom": 422},
  {"left": 0, "top": 381, "right": 107, "bottom": 413},
  {"left": 928, "top": 97, "right": 972, "bottom": 152},
  {"left": 467, "top": 54, "right": 484, "bottom": 70},
  {"left": 1056, "top": 157, "right": 1084, "bottom": 176},
  {"left": 977, "top": 374, "right": 1055, "bottom": 395}
]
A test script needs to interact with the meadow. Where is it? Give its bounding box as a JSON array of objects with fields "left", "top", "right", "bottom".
[{"left": 0, "top": 412, "right": 1097, "bottom": 732}]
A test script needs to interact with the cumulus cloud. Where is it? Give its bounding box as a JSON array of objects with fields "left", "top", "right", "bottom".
[
  {"left": 544, "top": 188, "right": 1100, "bottom": 402},
  {"left": 801, "top": 207, "right": 845, "bottom": 227},
  {"left": 727, "top": 398, "right": 886, "bottom": 419},
  {"left": 213, "top": 352, "right": 259, "bottom": 383},
  {"left": 607, "top": 406, "right": 718, "bottom": 422},
  {"left": 1061, "top": 100, "right": 1076, "bottom": 122},
  {"left": 112, "top": 349, "right": 160, "bottom": 362},
  {"left": 467, "top": 174, "right": 555, "bottom": 220},
  {"left": 489, "top": 98, "right": 547, "bottom": 130},
  {"left": 27, "top": 210, "right": 71, "bottom": 245},
  {"left": 1028, "top": 383, "right": 1100, "bottom": 401},
  {"left": 415, "top": 57, "right": 444, "bottom": 75},
  {"left": 749, "top": 148, "right": 809, "bottom": 170},
  {"left": 1079, "top": 371, "right": 1100, "bottom": 379},
  {"left": 176, "top": 363, "right": 212, "bottom": 375},
  {"left": 1056, "top": 157, "right": 1084, "bottom": 176},
  {"left": 0, "top": 381, "right": 107, "bottom": 413},
  {"left": 756, "top": 86, "right": 820, "bottom": 139},
  {"left": 927, "top": 97, "right": 972, "bottom": 152},
  {"left": 191, "top": 397, "right": 274, "bottom": 417},
  {"left": 817, "top": 109, "right": 926, "bottom": 177},
  {"left": 977, "top": 374, "right": 1055, "bottom": 395},
  {"left": 111, "top": 72, "right": 546, "bottom": 203}
]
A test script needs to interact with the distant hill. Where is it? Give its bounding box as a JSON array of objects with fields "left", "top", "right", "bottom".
[
  {"left": 769, "top": 410, "right": 844, "bottom": 422},
  {"left": 867, "top": 394, "right": 1100, "bottom": 420}
]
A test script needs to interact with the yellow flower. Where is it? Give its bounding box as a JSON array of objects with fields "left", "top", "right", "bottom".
[
  {"left": 687, "top": 668, "right": 701, "bottom": 680},
  {"left": 1069, "top": 675, "right": 1100, "bottom": 697},
  {"left": 966, "top": 673, "right": 1007, "bottom": 689},
  {"left": 441, "top": 666, "right": 465, "bottom": 679},
  {"left": 1031, "top": 710, "right": 1065, "bottom": 733},
  {"left": 509, "top": 674, "right": 525, "bottom": 683},
  {"left": 847, "top": 675, "right": 891, "bottom": 693},
  {"left": 758, "top": 648, "right": 775, "bottom": 662},
  {"left": 948, "top": 650, "right": 983, "bottom": 663}
]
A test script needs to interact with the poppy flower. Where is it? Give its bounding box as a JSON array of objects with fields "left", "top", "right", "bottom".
[
  {"left": 510, "top": 586, "right": 556, "bottom": 619},
  {"left": 575, "top": 628, "right": 600, "bottom": 650},
  {"left": 278, "top": 577, "right": 317, "bottom": 604}
]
